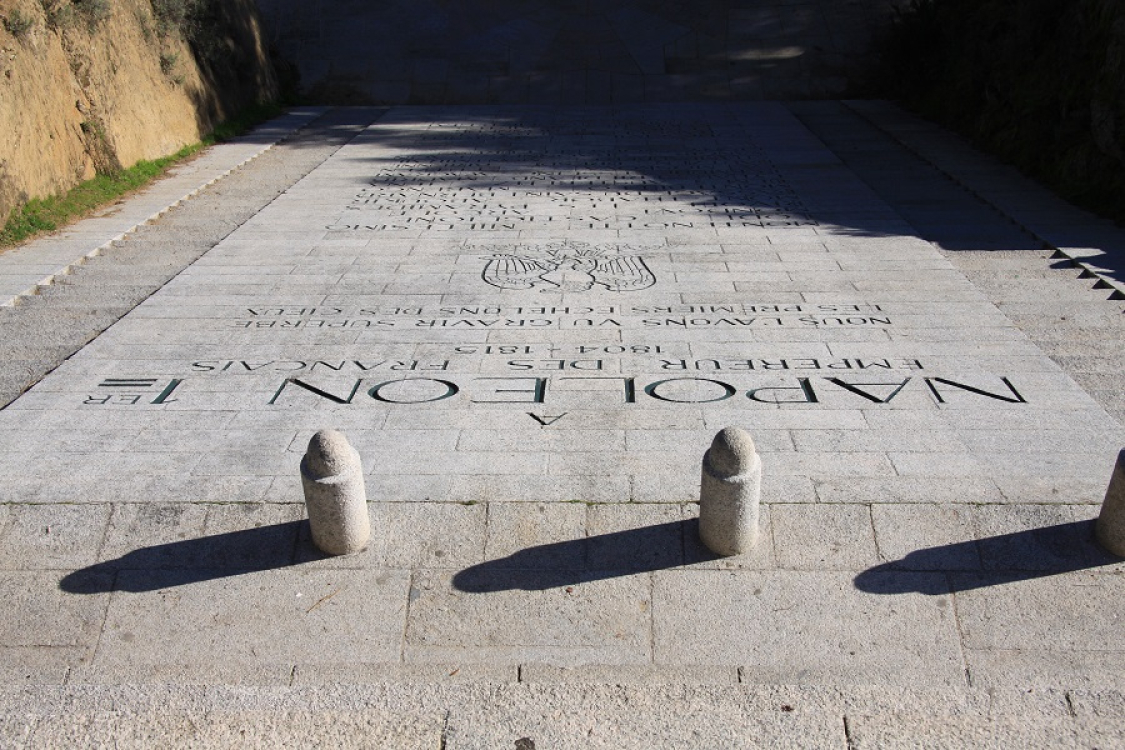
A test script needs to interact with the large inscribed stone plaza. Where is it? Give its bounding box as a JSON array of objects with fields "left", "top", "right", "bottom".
[
  {"left": 1, "top": 104, "right": 1122, "bottom": 689},
  {"left": 28, "top": 105, "right": 1108, "bottom": 499}
]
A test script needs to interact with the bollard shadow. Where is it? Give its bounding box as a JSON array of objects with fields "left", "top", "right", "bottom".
[
  {"left": 452, "top": 519, "right": 720, "bottom": 593},
  {"left": 58, "top": 521, "right": 330, "bottom": 594},
  {"left": 855, "top": 520, "right": 1123, "bottom": 596}
]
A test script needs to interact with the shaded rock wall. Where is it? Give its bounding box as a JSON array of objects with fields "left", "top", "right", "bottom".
[
  {"left": 0, "top": 0, "right": 277, "bottom": 227},
  {"left": 876, "top": 0, "right": 1125, "bottom": 224}
]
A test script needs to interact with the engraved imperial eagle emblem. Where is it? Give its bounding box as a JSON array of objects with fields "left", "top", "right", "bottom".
[{"left": 481, "top": 241, "right": 657, "bottom": 292}]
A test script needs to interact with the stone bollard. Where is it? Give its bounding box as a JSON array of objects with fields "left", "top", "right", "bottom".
[
  {"left": 698, "top": 427, "right": 762, "bottom": 556},
  {"left": 1096, "top": 448, "right": 1125, "bottom": 557},
  {"left": 301, "top": 429, "right": 370, "bottom": 555}
]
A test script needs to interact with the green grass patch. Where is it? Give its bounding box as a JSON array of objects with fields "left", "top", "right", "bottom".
[
  {"left": 1, "top": 102, "right": 285, "bottom": 249},
  {"left": 0, "top": 144, "right": 201, "bottom": 247}
]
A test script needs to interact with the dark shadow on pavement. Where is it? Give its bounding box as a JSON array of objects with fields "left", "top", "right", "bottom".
[
  {"left": 58, "top": 521, "right": 331, "bottom": 593},
  {"left": 453, "top": 518, "right": 720, "bottom": 592},
  {"left": 855, "top": 519, "right": 1123, "bottom": 596},
  {"left": 347, "top": 104, "right": 901, "bottom": 241}
]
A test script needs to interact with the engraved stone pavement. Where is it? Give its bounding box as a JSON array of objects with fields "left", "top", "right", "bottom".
[{"left": 1, "top": 103, "right": 1125, "bottom": 747}]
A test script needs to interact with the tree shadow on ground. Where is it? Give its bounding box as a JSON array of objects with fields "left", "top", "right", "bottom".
[
  {"left": 261, "top": 0, "right": 882, "bottom": 105},
  {"left": 854, "top": 519, "right": 1123, "bottom": 596},
  {"left": 339, "top": 103, "right": 900, "bottom": 241},
  {"left": 271, "top": 101, "right": 1125, "bottom": 292}
]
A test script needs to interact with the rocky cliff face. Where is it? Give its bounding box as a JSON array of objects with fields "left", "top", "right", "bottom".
[{"left": 0, "top": 0, "right": 277, "bottom": 228}]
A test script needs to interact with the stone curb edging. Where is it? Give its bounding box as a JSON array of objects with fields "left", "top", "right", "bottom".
[
  {"left": 842, "top": 100, "right": 1125, "bottom": 301},
  {"left": 0, "top": 679, "right": 1113, "bottom": 744},
  {"left": 0, "top": 107, "right": 331, "bottom": 308}
]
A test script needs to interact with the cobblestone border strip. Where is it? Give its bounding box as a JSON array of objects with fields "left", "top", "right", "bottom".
[
  {"left": 842, "top": 100, "right": 1125, "bottom": 301},
  {"left": 0, "top": 107, "right": 330, "bottom": 308}
]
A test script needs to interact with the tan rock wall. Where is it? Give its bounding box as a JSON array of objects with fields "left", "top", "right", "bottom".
[{"left": 0, "top": 0, "right": 277, "bottom": 227}]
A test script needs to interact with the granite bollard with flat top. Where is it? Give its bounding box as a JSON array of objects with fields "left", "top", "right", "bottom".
[
  {"left": 699, "top": 427, "right": 762, "bottom": 556},
  {"left": 301, "top": 429, "right": 370, "bottom": 555},
  {"left": 1096, "top": 448, "right": 1125, "bottom": 557}
]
